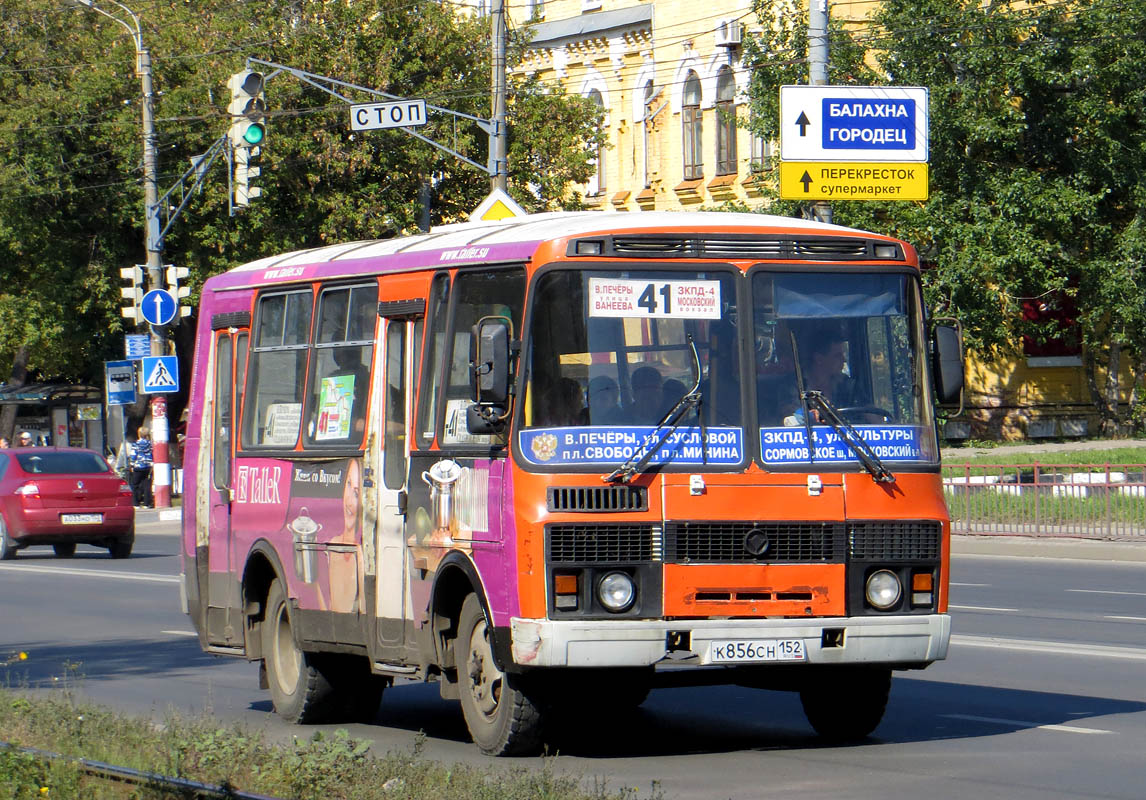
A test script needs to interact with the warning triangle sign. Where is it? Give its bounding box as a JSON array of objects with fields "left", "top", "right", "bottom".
[{"left": 146, "top": 360, "right": 177, "bottom": 389}]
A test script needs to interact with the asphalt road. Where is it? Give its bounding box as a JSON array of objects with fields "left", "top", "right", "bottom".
[{"left": 2, "top": 515, "right": 1144, "bottom": 800}]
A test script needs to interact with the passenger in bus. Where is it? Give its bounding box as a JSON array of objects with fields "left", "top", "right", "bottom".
[
  {"left": 626, "top": 366, "right": 664, "bottom": 425},
  {"left": 324, "top": 458, "right": 364, "bottom": 614},
  {"left": 536, "top": 376, "right": 585, "bottom": 427},
  {"left": 660, "top": 378, "right": 689, "bottom": 420},
  {"left": 586, "top": 375, "right": 625, "bottom": 425}
]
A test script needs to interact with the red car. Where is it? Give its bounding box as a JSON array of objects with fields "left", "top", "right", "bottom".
[{"left": 0, "top": 447, "right": 135, "bottom": 559}]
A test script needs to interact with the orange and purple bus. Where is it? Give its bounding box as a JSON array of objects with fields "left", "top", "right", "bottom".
[{"left": 181, "top": 211, "right": 963, "bottom": 754}]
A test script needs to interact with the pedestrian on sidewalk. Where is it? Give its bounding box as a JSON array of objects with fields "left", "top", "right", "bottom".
[{"left": 129, "top": 425, "right": 154, "bottom": 508}]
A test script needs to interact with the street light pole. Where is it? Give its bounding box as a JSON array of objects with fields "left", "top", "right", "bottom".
[{"left": 77, "top": 0, "right": 171, "bottom": 508}]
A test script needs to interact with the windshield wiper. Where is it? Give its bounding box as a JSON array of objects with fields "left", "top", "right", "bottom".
[
  {"left": 803, "top": 390, "right": 895, "bottom": 483},
  {"left": 603, "top": 336, "right": 704, "bottom": 484}
]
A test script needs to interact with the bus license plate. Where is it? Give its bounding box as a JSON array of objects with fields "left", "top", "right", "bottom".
[
  {"left": 61, "top": 513, "right": 102, "bottom": 525},
  {"left": 708, "top": 639, "right": 806, "bottom": 663}
]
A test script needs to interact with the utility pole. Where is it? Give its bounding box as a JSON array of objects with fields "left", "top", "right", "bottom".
[
  {"left": 78, "top": 0, "right": 171, "bottom": 508},
  {"left": 490, "top": 0, "right": 508, "bottom": 192},
  {"left": 808, "top": 0, "right": 832, "bottom": 224}
]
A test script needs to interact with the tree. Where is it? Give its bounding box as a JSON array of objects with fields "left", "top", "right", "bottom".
[
  {"left": 745, "top": 0, "right": 1146, "bottom": 434},
  {"left": 0, "top": 0, "right": 602, "bottom": 400}
]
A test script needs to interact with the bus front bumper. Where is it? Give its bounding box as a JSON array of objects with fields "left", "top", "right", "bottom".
[{"left": 510, "top": 613, "right": 950, "bottom": 668}]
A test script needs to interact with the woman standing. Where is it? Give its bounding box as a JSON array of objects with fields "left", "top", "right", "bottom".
[{"left": 129, "top": 426, "right": 154, "bottom": 508}]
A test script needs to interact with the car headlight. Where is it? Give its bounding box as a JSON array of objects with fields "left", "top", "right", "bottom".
[
  {"left": 597, "top": 571, "right": 636, "bottom": 612},
  {"left": 865, "top": 569, "right": 902, "bottom": 610}
]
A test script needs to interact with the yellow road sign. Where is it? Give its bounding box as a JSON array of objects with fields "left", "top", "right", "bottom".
[{"left": 780, "top": 161, "right": 928, "bottom": 201}]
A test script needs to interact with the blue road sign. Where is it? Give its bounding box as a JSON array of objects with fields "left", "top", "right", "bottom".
[
  {"left": 105, "top": 360, "right": 136, "bottom": 406},
  {"left": 141, "top": 289, "right": 177, "bottom": 326},
  {"left": 141, "top": 355, "right": 179, "bottom": 394},
  {"left": 780, "top": 86, "right": 929, "bottom": 163},
  {"left": 125, "top": 333, "right": 150, "bottom": 360}
]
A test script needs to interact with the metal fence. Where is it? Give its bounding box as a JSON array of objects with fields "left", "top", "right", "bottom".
[{"left": 942, "top": 463, "right": 1146, "bottom": 540}]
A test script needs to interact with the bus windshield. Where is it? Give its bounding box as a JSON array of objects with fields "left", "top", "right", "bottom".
[
  {"left": 519, "top": 268, "right": 744, "bottom": 469},
  {"left": 753, "top": 270, "right": 938, "bottom": 466}
]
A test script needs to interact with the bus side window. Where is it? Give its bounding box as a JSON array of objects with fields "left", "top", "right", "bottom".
[
  {"left": 439, "top": 268, "right": 525, "bottom": 446},
  {"left": 304, "top": 283, "right": 378, "bottom": 448},
  {"left": 383, "top": 321, "right": 407, "bottom": 490},
  {"left": 242, "top": 289, "right": 313, "bottom": 449},
  {"left": 416, "top": 273, "right": 450, "bottom": 448}
]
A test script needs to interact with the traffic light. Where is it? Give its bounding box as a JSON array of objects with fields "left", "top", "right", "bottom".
[
  {"left": 165, "top": 265, "right": 192, "bottom": 319},
  {"left": 120, "top": 265, "right": 143, "bottom": 323},
  {"left": 233, "top": 145, "right": 262, "bottom": 208},
  {"left": 228, "top": 69, "right": 266, "bottom": 209},
  {"left": 227, "top": 70, "right": 266, "bottom": 148}
]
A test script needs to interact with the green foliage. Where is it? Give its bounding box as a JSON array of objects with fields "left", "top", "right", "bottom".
[
  {"left": 745, "top": 0, "right": 1146, "bottom": 432},
  {"left": 0, "top": 0, "right": 601, "bottom": 386}
]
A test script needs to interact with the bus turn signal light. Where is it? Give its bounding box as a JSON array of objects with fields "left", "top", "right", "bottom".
[
  {"left": 554, "top": 574, "right": 579, "bottom": 609},
  {"left": 912, "top": 572, "right": 933, "bottom": 607}
]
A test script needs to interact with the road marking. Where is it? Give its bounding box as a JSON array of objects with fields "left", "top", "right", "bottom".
[
  {"left": 950, "top": 582, "right": 990, "bottom": 587},
  {"left": 1104, "top": 615, "right": 1146, "bottom": 622},
  {"left": 941, "top": 713, "right": 1112, "bottom": 735},
  {"left": 952, "top": 634, "right": 1146, "bottom": 661},
  {"left": 950, "top": 604, "right": 1017, "bottom": 612},
  {"left": 162, "top": 630, "right": 198, "bottom": 637},
  {"left": 0, "top": 563, "right": 178, "bottom": 584},
  {"left": 1066, "top": 589, "right": 1146, "bottom": 597}
]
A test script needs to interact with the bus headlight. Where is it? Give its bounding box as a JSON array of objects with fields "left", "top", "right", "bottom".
[
  {"left": 865, "top": 570, "right": 902, "bottom": 610},
  {"left": 597, "top": 572, "right": 636, "bottom": 612}
]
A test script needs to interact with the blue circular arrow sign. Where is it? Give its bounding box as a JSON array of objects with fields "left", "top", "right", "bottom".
[{"left": 140, "top": 289, "right": 177, "bottom": 326}]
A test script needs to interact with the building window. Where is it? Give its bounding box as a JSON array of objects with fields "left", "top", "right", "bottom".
[
  {"left": 682, "top": 71, "right": 703, "bottom": 181},
  {"left": 715, "top": 67, "right": 737, "bottom": 176},
  {"left": 750, "top": 132, "right": 774, "bottom": 172},
  {"left": 587, "top": 88, "right": 605, "bottom": 195}
]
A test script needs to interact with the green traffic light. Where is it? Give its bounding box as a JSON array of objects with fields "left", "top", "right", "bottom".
[{"left": 243, "top": 123, "right": 265, "bottom": 145}]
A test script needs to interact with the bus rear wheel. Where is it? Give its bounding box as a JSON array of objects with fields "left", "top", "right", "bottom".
[
  {"left": 457, "top": 594, "right": 544, "bottom": 756},
  {"left": 799, "top": 666, "right": 891, "bottom": 742},
  {"left": 262, "top": 579, "right": 339, "bottom": 724}
]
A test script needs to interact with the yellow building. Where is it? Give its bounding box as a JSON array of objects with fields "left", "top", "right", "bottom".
[{"left": 505, "top": 0, "right": 1129, "bottom": 440}]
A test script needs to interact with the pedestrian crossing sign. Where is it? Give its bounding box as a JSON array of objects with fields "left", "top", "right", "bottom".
[{"left": 141, "top": 355, "right": 179, "bottom": 394}]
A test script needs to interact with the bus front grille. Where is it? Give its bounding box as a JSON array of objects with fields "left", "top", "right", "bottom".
[
  {"left": 847, "top": 520, "right": 942, "bottom": 561},
  {"left": 664, "top": 522, "right": 846, "bottom": 563},
  {"left": 547, "top": 485, "right": 648, "bottom": 513},
  {"left": 547, "top": 524, "right": 661, "bottom": 564}
]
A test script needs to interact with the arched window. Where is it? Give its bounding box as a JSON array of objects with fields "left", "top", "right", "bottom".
[
  {"left": 587, "top": 88, "right": 605, "bottom": 195},
  {"left": 716, "top": 67, "right": 737, "bottom": 175},
  {"left": 682, "top": 71, "right": 702, "bottom": 181}
]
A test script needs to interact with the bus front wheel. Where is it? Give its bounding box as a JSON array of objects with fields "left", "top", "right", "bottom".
[
  {"left": 262, "top": 579, "right": 338, "bottom": 723},
  {"left": 799, "top": 666, "right": 891, "bottom": 742},
  {"left": 456, "top": 594, "right": 544, "bottom": 756}
]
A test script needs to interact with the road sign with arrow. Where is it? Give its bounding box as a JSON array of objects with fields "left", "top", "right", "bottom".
[{"left": 779, "top": 161, "right": 929, "bottom": 201}]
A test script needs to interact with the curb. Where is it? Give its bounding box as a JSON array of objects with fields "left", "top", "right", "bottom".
[{"left": 952, "top": 534, "right": 1146, "bottom": 563}]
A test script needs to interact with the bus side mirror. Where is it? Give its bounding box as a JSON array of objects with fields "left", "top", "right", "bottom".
[
  {"left": 932, "top": 324, "right": 964, "bottom": 405},
  {"left": 471, "top": 317, "right": 511, "bottom": 406}
]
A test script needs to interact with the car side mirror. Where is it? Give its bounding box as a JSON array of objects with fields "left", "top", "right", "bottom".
[{"left": 932, "top": 323, "right": 964, "bottom": 405}]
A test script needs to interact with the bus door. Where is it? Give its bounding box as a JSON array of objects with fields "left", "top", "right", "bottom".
[
  {"left": 374, "top": 304, "right": 423, "bottom": 659},
  {"left": 204, "top": 323, "right": 249, "bottom": 648}
]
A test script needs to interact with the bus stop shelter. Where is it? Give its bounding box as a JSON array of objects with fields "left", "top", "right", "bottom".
[{"left": 0, "top": 383, "right": 105, "bottom": 453}]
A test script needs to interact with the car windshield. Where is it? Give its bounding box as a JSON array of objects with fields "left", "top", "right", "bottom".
[
  {"left": 15, "top": 452, "right": 110, "bottom": 474},
  {"left": 518, "top": 268, "right": 744, "bottom": 469},
  {"left": 752, "top": 270, "right": 938, "bottom": 466}
]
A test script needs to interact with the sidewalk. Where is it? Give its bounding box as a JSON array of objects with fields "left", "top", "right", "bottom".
[
  {"left": 943, "top": 438, "right": 1146, "bottom": 461},
  {"left": 953, "top": 533, "right": 1146, "bottom": 562}
]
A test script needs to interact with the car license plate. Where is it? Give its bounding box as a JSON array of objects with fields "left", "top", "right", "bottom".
[
  {"left": 708, "top": 639, "right": 806, "bottom": 663},
  {"left": 61, "top": 513, "right": 102, "bottom": 525}
]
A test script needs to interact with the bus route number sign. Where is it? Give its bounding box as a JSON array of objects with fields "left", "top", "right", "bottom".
[{"left": 588, "top": 278, "right": 721, "bottom": 319}]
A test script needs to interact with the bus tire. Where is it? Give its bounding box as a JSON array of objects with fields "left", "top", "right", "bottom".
[
  {"left": 457, "top": 594, "right": 544, "bottom": 756},
  {"left": 799, "top": 666, "right": 891, "bottom": 742},
  {"left": 262, "top": 579, "right": 337, "bottom": 724}
]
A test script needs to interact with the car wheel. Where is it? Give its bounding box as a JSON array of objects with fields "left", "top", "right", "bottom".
[
  {"left": 799, "top": 667, "right": 891, "bottom": 742},
  {"left": 261, "top": 578, "right": 339, "bottom": 723},
  {"left": 457, "top": 593, "right": 544, "bottom": 756},
  {"left": 0, "top": 517, "right": 17, "bottom": 561},
  {"left": 53, "top": 543, "right": 77, "bottom": 558},
  {"left": 108, "top": 532, "right": 134, "bottom": 559}
]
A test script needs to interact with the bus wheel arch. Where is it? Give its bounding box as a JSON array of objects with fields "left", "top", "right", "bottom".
[
  {"left": 241, "top": 542, "right": 287, "bottom": 661},
  {"left": 429, "top": 554, "right": 487, "bottom": 680}
]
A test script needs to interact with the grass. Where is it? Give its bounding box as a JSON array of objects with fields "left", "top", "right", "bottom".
[
  {"left": 943, "top": 444, "right": 1146, "bottom": 468},
  {"left": 0, "top": 657, "right": 662, "bottom": 800}
]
